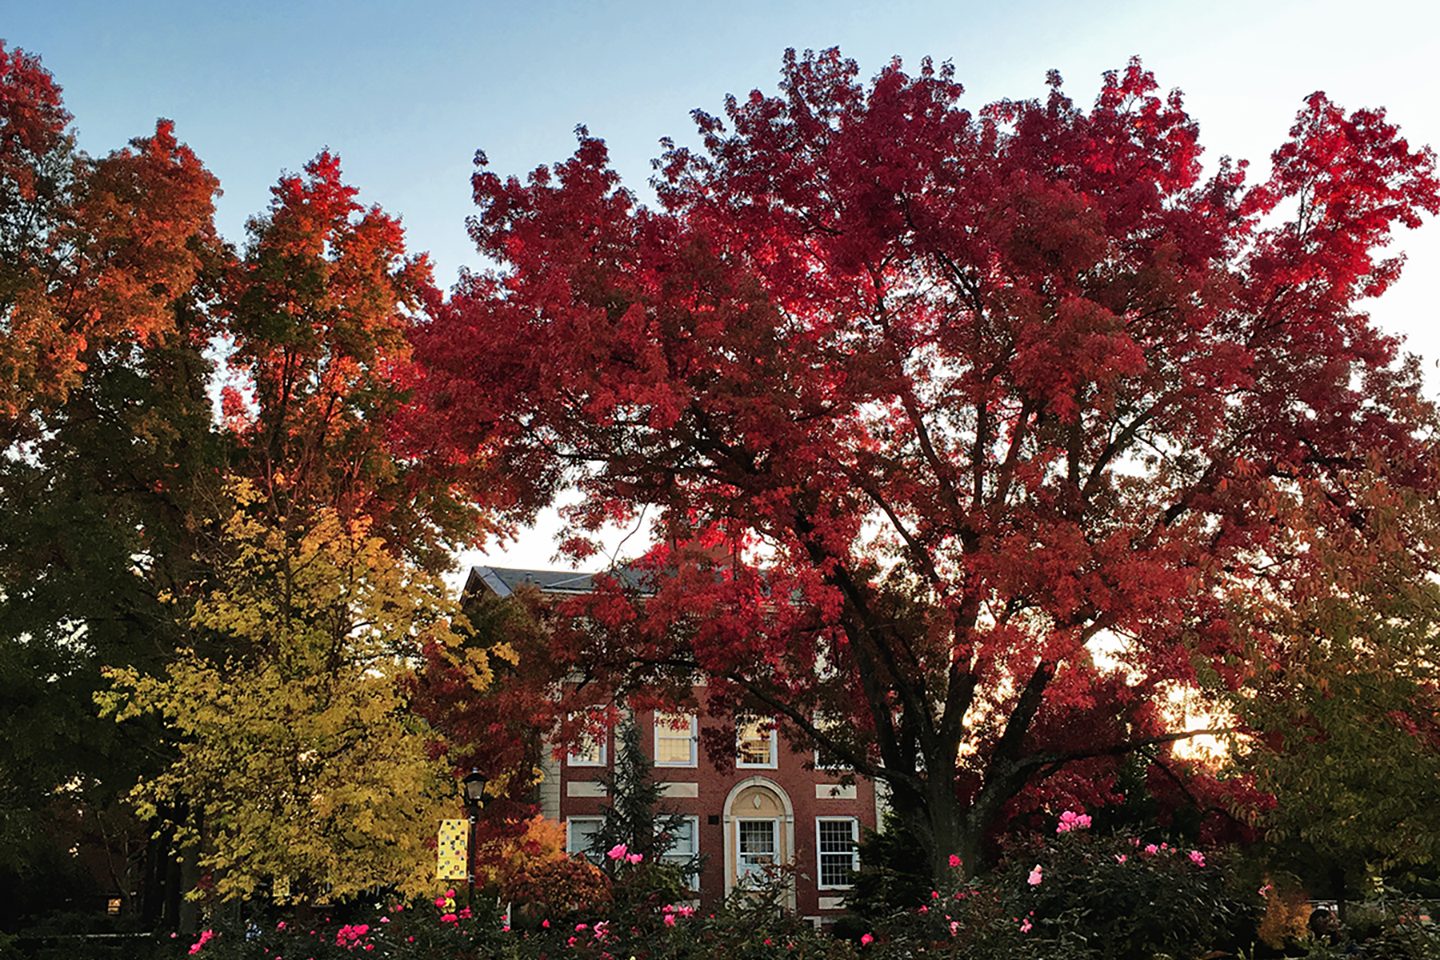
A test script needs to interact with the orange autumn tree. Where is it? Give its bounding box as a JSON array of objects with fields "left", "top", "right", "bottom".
[
  {"left": 411, "top": 51, "right": 1440, "bottom": 880},
  {"left": 474, "top": 815, "right": 609, "bottom": 913},
  {"left": 0, "top": 43, "right": 227, "bottom": 923},
  {"left": 103, "top": 154, "right": 491, "bottom": 901},
  {"left": 0, "top": 42, "right": 218, "bottom": 441}
]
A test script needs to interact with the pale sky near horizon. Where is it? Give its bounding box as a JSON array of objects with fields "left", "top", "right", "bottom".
[{"left": 8, "top": 0, "right": 1440, "bottom": 583}]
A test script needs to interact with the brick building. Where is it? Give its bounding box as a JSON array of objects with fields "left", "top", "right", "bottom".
[{"left": 464, "top": 564, "right": 884, "bottom": 924}]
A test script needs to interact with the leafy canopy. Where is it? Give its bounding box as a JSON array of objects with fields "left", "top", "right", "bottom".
[{"left": 411, "top": 49, "right": 1440, "bottom": 874}]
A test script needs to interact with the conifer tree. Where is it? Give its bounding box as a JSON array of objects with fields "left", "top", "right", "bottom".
[{"left": 590, "top": 720, "right": 698, "bottom": 893}]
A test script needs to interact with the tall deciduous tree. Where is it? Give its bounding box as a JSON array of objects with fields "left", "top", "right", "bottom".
[
  {"left": 101, "top": 153, "right": 488, "bottom": 902},
  {"left": 0, "top": 43, "right": 226, "bottom": 926},
  {"left": 1227, "top": 472, "right": 1440, "bottom": 891},
  {"left": 1, "top": 42, "right": 218, "bottom": 442},
  {"left": 100, "top": 481, "right": 466, "bottom": 901},
  {"left": 411, "top": 51, "right": 1440, "bottom": 879}
]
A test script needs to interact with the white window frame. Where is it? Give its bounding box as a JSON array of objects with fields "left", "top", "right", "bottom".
[
  {"left": 736, "top": 716, "right": 778, "bottom": 769},
  {"left": 661, "top": 814, "right": 701, "bottom": 889},
  {"left": 653, "top": 712, "right": 698, "bottom": 767},
  {"left": 565, "top": 816, "right": 605, "bottom": 861},
  {"left": 812, "top": 713, "right": 849, "bottom": 772},
  {"left": 735, "top": 816, "right": 780, "bottom": 884},
  {"left": 815, "top": 817, "right": 859, "bottom": 890},
  {"left": 565, "top": 711, "right": 608, "bottom": 767}
]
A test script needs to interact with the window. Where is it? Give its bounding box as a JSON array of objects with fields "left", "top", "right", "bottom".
[
  {"left": 736, "top": 818, "right": 779, "bottom": 883},
  {"left": 812, "top": 713, "right": 849, "bottom": 771},
  {"left": 566, "top": 711, "right": 607, "bottom": 767},
  {"left": 736, "top": 716, "right": 777, "bottom": 768},
  {"left": 654, "top": 712, "right": 698, "bottom": 767},
  {"left": 661, "top": 815, "right": 700, "bottom": 888},
  {"left": 566, "top": 816, "right": 604, "bottom": 862},
  {"left": 816, "top": 817, "right": 859, "bottom": 889}
]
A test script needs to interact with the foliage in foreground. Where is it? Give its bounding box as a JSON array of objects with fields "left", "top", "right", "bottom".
[{"left": 154, "top": 830, "right": 1440, "bottom": 960}]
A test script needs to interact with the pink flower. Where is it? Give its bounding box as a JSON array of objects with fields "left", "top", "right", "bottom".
[
  {"left": 626, "top": 852, "right": 643, "bottom": 864},
  {"left": 1143, "top": 843, "right": 1159, "bottom": 855},
  {"left": 566, "top": 936, "right": 577, "bottom": 947},
  {"left": 1188, "top": 850, "right": 1206, "bottom": 867},
  {"left": 379, "top": 917, "right": 389, "bottom": 924},
  {"left": 1115, "top": 854, "right": 1128, "bottom": 864},
  {"left": 931, "top": 890, "right": 940, "bottom": 899},
  {"left": 1020, "top": 918, "right": 1033, "bottom": 933},
  {"left": 542, "top": 919, "right": 550, "bottom": 928},
  {"left": 187, "top": 929, "right": 215, "bottom": 955},
  {"left": 1027, "top": 864, "right": 1043, "bottom": 886},
  {"left": 918, "top": 905, "right": 929, "bottom": 915},
  {"left": 439, "top": 913, "right": 457, "bottom": 924},
  {"left": 860, "top": 933, "right": 875, "bottom": 946},
  {"left": 606, "top": 843, "right": 629, "bottom": 861},
  {"left": 664, "top": 914, "right": 677, "bottom": 927},
  {"left": 1258, "top": 884, "right": 1273, "bottom": 898},
  {"left": 949, "top": 920, "right": 960, "bottom": 936},
  {"left": 276, "top": 922, "right": 286, "bottom": 930},
  {"left": 1056, "top": 810, "right": 1092, "bottom": 834},
  {"left": 948, "top": 854, "right": 962, "bottom": 868},
  {"left": 575, "top": 923, "right": 588, "bottom": 931}
]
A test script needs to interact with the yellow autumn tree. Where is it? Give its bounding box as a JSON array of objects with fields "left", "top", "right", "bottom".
[{"left": 100, "top": 479, "right": 488, "bottom": 902}]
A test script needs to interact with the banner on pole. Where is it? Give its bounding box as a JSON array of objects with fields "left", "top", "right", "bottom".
[{"left": 437, "top": 819, "right": 468, "bottom": 880}]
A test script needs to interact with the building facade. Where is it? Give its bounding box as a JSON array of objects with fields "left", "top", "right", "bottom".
[{"left": 465, "top": 565, "right": 883, "bottom": 924}]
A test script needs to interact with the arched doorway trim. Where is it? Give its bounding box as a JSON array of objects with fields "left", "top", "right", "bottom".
[{"left": 721, "top": 776, "right": 795, "bottom": 906}]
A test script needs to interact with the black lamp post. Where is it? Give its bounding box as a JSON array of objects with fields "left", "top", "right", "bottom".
[{"left": 461, "top": 769, "right": 487, "bottom": 899}]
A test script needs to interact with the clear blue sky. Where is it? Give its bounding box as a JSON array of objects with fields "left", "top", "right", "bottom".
[{"left": 7, "top": 0, "right": 1439, "bottom": 572}]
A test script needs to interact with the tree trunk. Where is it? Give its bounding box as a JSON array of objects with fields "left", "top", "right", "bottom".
[{"left": 886, "top": 774, "right": 982, "bottom": 885}]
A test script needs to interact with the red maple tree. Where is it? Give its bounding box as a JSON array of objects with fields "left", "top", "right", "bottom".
[{"left": 410, "top": 51, "right": 1439, "bottom": 877}]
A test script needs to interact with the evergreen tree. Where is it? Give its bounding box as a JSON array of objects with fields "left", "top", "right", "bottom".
[{"left": 590, "top": 720, "right": 699, "bottom": 897}]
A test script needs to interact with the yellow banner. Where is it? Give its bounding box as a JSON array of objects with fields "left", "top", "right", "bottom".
[{"left": 437, "top": 819, "right": 468, "bottom": 880}]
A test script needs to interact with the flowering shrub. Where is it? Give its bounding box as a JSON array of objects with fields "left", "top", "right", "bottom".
[
  {"left": 184, "top": 893, "right": 512, "bottom": 960},
  {"left": 978, "top": 832, "right": 1254, "bottom": 960},
  {"left": 855, "top": 815, "right": 1257, "bottom": 960}
]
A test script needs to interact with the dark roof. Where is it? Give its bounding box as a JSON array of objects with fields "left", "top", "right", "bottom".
[{"left": 463, "top": 564, "right": 658, "bottom": 600}]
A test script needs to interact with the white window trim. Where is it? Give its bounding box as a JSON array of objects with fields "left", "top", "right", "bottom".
[
  {"left": 736, "top": 718, "right": 779, "bottom": 769},
  {"left": 815, "top": 816, "right": 859, "bottom": 890},
  {"left": 565, "top": 713, "right": 608, "bottom": 767},
  {"left": 661, "top": 814, "right": 701, "bottom": 889},
  {"left": 735, "top": 816, "right": 781, "bottom": 883},
  {"left": 565, "top": 816, "right": 605, "bottom": 860},
  {"left": 653, "top": 712, "right": 698, "bottom": 767},
  {"left": 812, "top": 712, "right": 849, "bottom": 771}
]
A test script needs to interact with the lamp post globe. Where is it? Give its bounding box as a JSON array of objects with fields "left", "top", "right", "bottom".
[
  {"left": 460, "top": 769, "right": 486, "bottom": 900},
  {"left": 462, "top": 769, "right": 487, "bottom": 810}
]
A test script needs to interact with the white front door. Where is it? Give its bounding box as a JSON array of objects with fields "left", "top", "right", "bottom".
[{"left": 735, "top": 817, "right": 779, "bottom": 884}]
